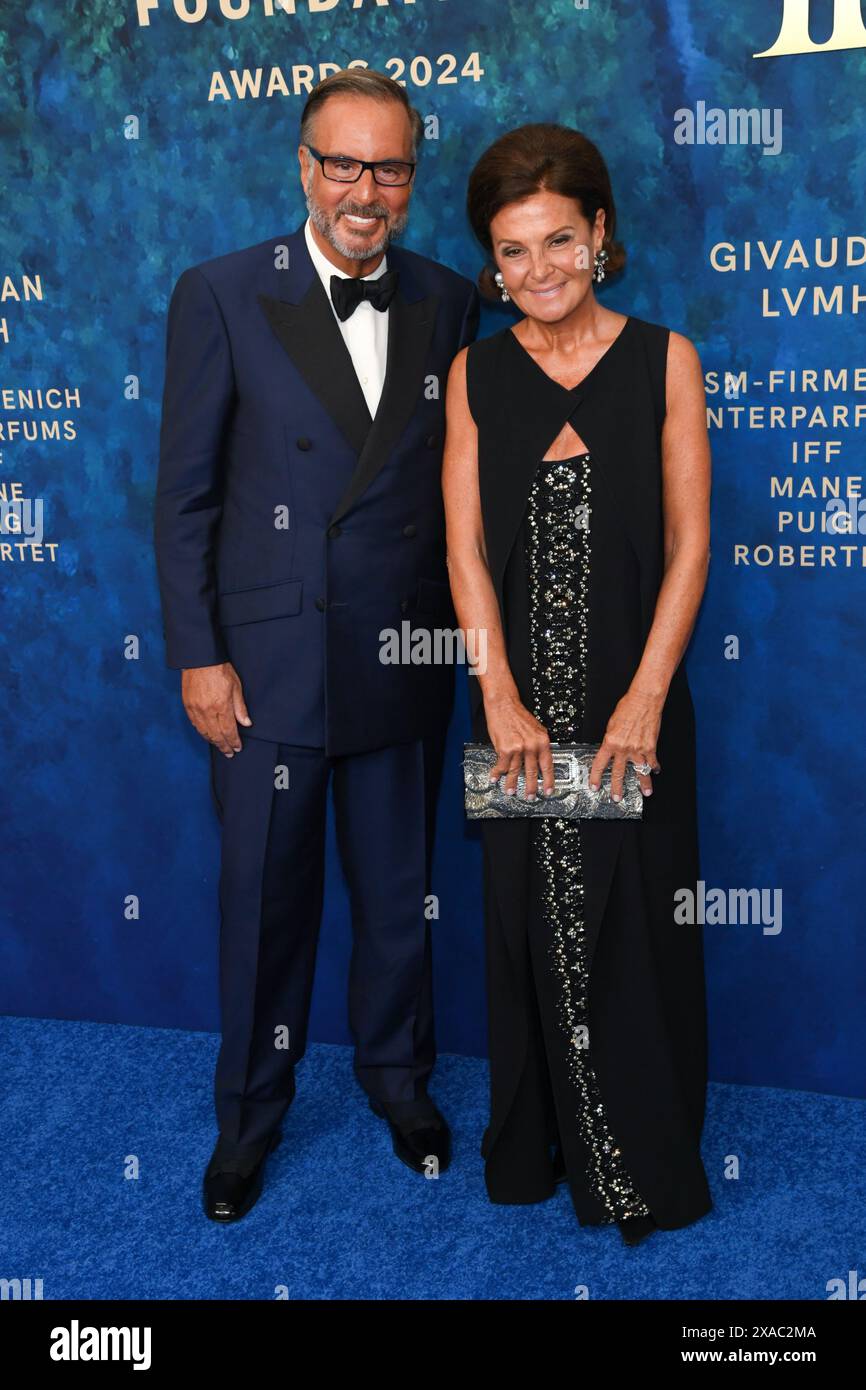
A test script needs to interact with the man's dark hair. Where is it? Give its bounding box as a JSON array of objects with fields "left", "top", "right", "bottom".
[{"left": 300, "top": 68, "right": 424, "bottom": 159}]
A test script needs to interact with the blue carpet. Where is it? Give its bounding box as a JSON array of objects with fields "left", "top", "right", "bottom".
[{"left": 0, "top": 1017, "right": 861, "bottom": 1300}]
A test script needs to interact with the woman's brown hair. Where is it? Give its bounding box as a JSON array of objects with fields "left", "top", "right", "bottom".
[{"left": 466, "top": 123, "right": 626, "bottom": 300}]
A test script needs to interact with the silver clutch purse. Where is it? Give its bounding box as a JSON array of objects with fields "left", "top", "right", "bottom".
[{"left": 463, "top": 742, "right": 644, "bottom": 820}]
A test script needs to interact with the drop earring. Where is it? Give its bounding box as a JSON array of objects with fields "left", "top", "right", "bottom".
[
  {"left": 494, "top": 270, "right": 510, "bottom": 303},
  {"left": 592, "top": 248, "right": 609, "bottom": 283}
]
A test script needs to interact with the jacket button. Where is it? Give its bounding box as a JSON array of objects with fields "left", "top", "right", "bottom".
[
  {"left": 425, "top": 434, "right": 436, "bottom": 448},
  {"left": 297, "top": 437, "right": 312, "bottom": 451},
  {"left": 315, "top": 597, "right": 326, "bottom": 612},
  {"left": 400, "top": 597, "right": 410, "bottom": 613},
  {"left": 327, "top": 524, "right": 342, "bottom": 539},
  {"left": 402, "top": 523, "right": 417, "bottom": 538}
]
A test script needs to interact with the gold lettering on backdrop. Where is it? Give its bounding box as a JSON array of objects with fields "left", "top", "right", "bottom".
[
  {"left": 708, "top": 237, "right": 866, "bottom": 318},
  {"left": 207, "top": 52, "right": 484, "bottom": 101},
  {"left": 755, "top": 0, "right": 866, "bottom": 58},
  {"left": 136, "top": 0, "right": 424, "bottom": 24},
  {"left": 711, "top": 357, "right": 866, "bottom": 567},
  {"left": 704, "top": 224, "right": 865, "bottom": 567}
]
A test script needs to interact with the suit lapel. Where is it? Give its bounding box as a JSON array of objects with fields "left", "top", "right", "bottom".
[
  {"left": 329, "top": 280, "right": 440, "bottom": 527},
  {"left": 257, "top": 224, "right": 440, "bottom": 526},
  {"left": 257, "top": 241, "right": 372, "bottom": 457}
]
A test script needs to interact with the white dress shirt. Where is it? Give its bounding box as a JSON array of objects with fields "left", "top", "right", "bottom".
[{"left": 304, "top": 216, "right": 389, "bottom": 419}]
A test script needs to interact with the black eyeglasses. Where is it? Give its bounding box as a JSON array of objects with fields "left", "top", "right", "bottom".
[{"left": 305, "top": 145, "right": 416, "bottom": 187}]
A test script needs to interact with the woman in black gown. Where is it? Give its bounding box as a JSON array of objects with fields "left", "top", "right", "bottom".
[{"left": 443, "top": 125, "right": 713, "bottom": 1246}]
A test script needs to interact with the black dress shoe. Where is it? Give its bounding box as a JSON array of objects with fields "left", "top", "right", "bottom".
[
  {"left": 369, "top": 1096, "right": 451, "bottom": 1175},
  {"left": 202, "top": 1129, "right": 282, "bottom": 1223}
]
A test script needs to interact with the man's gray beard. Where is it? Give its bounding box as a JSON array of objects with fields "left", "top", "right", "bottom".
[{"left": 305, "top": 190, "right": 410, "bottom": 261}]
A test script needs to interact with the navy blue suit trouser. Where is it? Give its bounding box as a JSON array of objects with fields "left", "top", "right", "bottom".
[{"left": 209, "top": 731, "right": 444, "bottom": 1147}]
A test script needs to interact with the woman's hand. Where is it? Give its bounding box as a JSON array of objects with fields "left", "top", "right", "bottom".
[
  {"left": 590, "top": 687, "right": 663, "bottom": 801},
  {"left": 485, "top": 693, "right": 555, "bottom": 801}
]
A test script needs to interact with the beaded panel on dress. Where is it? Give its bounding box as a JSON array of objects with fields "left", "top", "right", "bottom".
[{"left": 526, "top": 452, "right": 650, "bottom": 1223}]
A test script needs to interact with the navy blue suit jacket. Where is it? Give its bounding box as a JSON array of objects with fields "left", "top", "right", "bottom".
[{"left": 154, "top": 222, "right": 480, "bottom": 755}]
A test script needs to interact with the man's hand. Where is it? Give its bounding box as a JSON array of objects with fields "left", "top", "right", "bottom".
[{"left": 181, "top": 662, "right": 252, "bottom": 757}]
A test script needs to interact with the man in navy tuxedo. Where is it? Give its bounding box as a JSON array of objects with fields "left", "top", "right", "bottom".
[{"left": 154, "top": 69, "right": 479, "bottom": 1221}]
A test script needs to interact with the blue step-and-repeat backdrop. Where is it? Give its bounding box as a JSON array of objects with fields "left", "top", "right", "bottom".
[{"left": 1, "top": 1, "right": 864, "bottom": 1098}]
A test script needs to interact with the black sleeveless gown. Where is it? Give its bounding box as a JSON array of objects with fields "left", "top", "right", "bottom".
[{"left": 465, "top": 317, "right": 713, "bottom": 1233}]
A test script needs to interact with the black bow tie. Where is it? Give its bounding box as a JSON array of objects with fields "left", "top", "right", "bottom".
[{"left": 330, "top": 269, "right": 399, "bottom": 322}]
